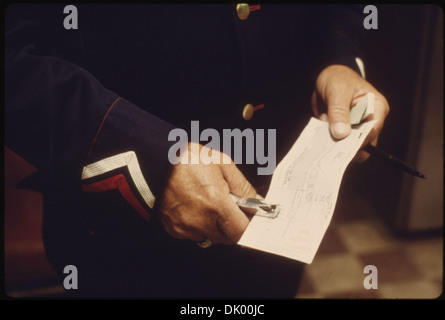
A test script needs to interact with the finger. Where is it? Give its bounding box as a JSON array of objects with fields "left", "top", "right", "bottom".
[
  {"left": 159, "top": 206, "right": 232, "bottom": 244},
  {"left": 366, "top": 94, "right": 390, "bottom": 145},
  {"left": 220, "top": 162, "right": 256, "bottom": 199},
  {"left": 311, "top": 92, "right": 329, "bottom": 122},
  {"left": 353, "top": 93, "right": 390, "bottom": 163},
  {"left": 324, "top": 82, "right": 354, "bottom": 140},
  {"left": 353, "top": 139, "right": 376, "bottom": 163},
  {"left": 158, "top": 213, "right": 205, "bottom": 242},
  {"left": 216, "top": 193, "right": 250, "bottom": 243},
  {"left": 311, "top": 91, "right": 323, "bottom": 118}
]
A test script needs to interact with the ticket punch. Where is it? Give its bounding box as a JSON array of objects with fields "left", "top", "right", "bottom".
[{"left": 230, "top": 194, "right": 280, "bottom": 219}]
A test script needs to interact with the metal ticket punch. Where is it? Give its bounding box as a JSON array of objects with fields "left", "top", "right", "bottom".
[{"left": 230, "top": 194, "right": 280, "bottom": 219}]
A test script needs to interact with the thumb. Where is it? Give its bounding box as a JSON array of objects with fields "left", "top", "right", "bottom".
[{"left": 325, "top": 83, "right": 354, "bottom": 140}]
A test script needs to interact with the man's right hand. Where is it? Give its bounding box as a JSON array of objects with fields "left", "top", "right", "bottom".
[{"left": 158, "top": 142, "right": 257, "bottom": 245}]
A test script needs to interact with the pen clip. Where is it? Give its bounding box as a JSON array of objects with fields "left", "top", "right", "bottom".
[{"left": 230, "top": 194, "right": 280, "bottom": 218}]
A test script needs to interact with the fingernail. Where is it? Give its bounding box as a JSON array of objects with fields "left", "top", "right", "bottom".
[{"left": 331, "top": 122, "right": 351, "bottom": 138}]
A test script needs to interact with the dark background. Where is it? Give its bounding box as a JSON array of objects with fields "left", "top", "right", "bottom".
[{"left": 345, "top": 4, "right": 443, "bottom": 233}]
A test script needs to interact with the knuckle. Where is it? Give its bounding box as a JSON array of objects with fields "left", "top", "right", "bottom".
[
  {"left": 375, "top": 92, "right": 390, "bottom": 115},
  {"left": 160, "top": 210, "right": 196, "bottom": 240},
  {"left": 220, "top": 152, "right": 233, "bottom": 165},
  {"left": 180, "top": 214, "right": 197, "bottom": 230},
  {"left": 202, "top": 184, "right": 221, "bottom": 204},
  {"left": 167, "top": 223, "right": 188, "bottom": 239},
  {"left": 329, "top": 105, "right": 350, "bottom": 116}
]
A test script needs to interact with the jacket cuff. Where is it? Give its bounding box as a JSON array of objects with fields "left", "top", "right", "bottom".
[
  {"left": 81, "top": 97, "right": 176, "bottom": 220},
  {"left": 322, "top": 30, "right": 364, "bottom": 75}
]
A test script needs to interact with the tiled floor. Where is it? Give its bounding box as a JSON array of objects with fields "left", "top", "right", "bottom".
[{"left": 294, "top": 187, "right": 443, "bottom": 299}]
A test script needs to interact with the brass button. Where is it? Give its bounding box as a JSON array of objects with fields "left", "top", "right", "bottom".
[
  {"left": 242, "top": 104, "right": 254, "bottom": 120},
  {"left": 237, "top": 4, "right": 250, "bottom": 20}
]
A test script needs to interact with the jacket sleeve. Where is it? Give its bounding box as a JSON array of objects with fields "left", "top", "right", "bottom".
[
  {"left": 312, "top": 4, "right": 366, "bottom": 77},
  {"left": 5, "top": 6, "right": 176, "bottom": 220}
]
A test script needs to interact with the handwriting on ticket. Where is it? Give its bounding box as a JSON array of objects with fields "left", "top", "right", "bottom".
[{"left": 239, "top": 117, "right": 376, "bottom": 264}]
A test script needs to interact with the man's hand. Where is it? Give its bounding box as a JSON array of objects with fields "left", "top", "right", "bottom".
[
  {"left": 311, "top": 64, "right": 390, "bottom": 162},
  {"left": 158, "top": 142, "right": 256, "bottom": 245}
]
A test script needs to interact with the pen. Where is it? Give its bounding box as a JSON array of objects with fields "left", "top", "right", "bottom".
[{"left": 362, "top": 144, "right": 426, "bottom": 179}]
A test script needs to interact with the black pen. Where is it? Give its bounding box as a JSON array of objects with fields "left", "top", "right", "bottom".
[{"left": 362, "top": 144, "right": 426, "bottom": 179}]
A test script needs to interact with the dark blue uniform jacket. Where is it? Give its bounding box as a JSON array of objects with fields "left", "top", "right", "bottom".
[{"left": 5, "top": 4, "right": 364, "bottom": 298}]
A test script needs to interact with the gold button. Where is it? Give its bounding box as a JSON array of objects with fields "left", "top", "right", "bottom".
[
  {"left": 242, "top": 104, "right": 254, "bottom": 120},
  {"left": 237, "top": 4, "right": 250, "bottom": 20}
]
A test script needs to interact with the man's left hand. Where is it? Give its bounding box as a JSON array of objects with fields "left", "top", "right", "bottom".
[{"left": 311, "top": 64, "right": 390, "bottom": 162}]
